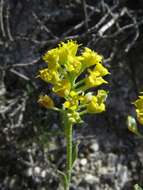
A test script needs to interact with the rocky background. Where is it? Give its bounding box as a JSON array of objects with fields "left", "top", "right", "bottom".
[{"left": 0, "top": 0, "right": 143, "bottom": 189}]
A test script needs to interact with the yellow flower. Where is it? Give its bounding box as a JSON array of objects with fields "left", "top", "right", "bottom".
[
  {"left": 43, "top": 41, "right": 79, "bottom": 69},
  {"left": 87, "top": 96, "right": 105, "bottom": 113},
  {"left": 84, "top": 63, "right": 109, "bottom": 89},
  {"left": 134, "top": 95, "right": 143, "bottom": 125},
  {"left": 86, "top": 90, "right": 107, "bottom": 113},
  {"left": 37, "top": 40, "right": 109, "bottom": 121},
  {"left": 79, "top": 92, "right": 93, "bottom": 104},
  {"left": 53, "top": 80, "right": 71, "bottom": 97},
  {"left": 85, "top": 71, "right": 108, "bottom": 88},
  {"left": 38, "top": 68, "right": 60, "bottom": 84},
  {"left": 136, "top": 109, "right": 143, "bottom": 125},
  {"left": 65, "top": 55, "right": 82, "bottom": 73},
  {"left": 43, "top": 48, "right": 59, "bottom": 69},
  {"left": 58, "top": 40, "right": 79, "bottom": 66},
  {"left": 59, "top": 40, "right": 79, "bottom": 56},
  {"left": 63, "top": 100, "right": 78, "bottom": 111},
  {"left": 81, "top": 47, "right": 103, "bottom": 69},
  {"left": 38, "top": 95, "right": 54, "bottom": 109},
  {"left": 63, "top": 91, "right": 79, "bottom": 111},
  {"left": 67, "top": 111, "right": 81, "bottom": 123},
  {"left": 69, "top": 91, "right": 78, "bottom": 97},
  {"left": 134, "top": 95, "right": 143, "bottom": 110},
  {"left": 95, "top": 63, "right": 110, "bottom": 76},
  {"left": 96, "top": 89, "right": 108, "bottom": 103}
]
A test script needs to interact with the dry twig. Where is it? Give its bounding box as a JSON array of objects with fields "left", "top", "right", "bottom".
[{"left": 0, "top": 0, "right": 6, "bottom": 37}]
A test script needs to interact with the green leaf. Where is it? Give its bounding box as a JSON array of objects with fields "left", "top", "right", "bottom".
[
  {"left": 58, "top": 170, "right": 68, "bottom": 190},
  {"left": 72, "top": 141, "right": 79, "bottom": 167}
]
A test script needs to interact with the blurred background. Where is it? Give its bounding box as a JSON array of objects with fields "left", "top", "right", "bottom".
[{"left": 0, "top": 0, "right": 143, "bottom": 189}]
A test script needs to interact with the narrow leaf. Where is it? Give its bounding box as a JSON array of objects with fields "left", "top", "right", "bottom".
[
  {"left": 72, "top": 141, "right": 79, "bottom": 167},
  {"left": 58, "top": 170, "right": 68, "bottom": 190}
]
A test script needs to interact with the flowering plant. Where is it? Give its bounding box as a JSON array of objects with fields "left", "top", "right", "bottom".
[{"left": 37, "top": 40, "right": 109, "bottom": 190}]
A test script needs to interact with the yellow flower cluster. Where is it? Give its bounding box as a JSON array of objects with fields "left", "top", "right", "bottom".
[
  {"left": 134, "top": 94, "right": 143, "bottom": 125},
  {"left": 38, "top": 40, "right": 109, "bottom": 123}
]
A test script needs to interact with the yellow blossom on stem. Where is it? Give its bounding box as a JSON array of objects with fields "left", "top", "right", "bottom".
[
  {"left": 96, "top": 89, "right": 108, "bottom": 103},
  {"left": 136, "top": 110, "right": 143, "bottom": 125},
  {"left": 38, "top": 68, "right": 60, "bottom": 84},
  {"left": 52, "top": 80, "right": 71, "bottom": 97},
  {"left": 59, "top": 40, "right": 79, "bottom": 56},
  {"left": 63, "top": 100, "right": 79, "bottom": 111},
  {"left": 85, "top": 72, "right": 108, "bottom": 88},
  {"left": 58, "top": 40, "right": 79, "bottom": 65},
  {"left": 87, "top": 96, "right": 105, "bottom": 113},
  {"left": 65, "top": 55, "right": 82, "bottom": 73},
  {"left": 69, "top": 91, "right": 78, "bottom": 97},
  {"left": 79, "top": 92, "right": 93, "bottom": 105},
  {"left": 84, "top": 63, "right": 109, "bottom": 88},
  {"left": 67, "top": 111, "right": 81, "bottom": 123},
  {"left": 95, "top": 63, "right": 110, "bottom": 76},
  {"left": 134, "top": 94, "right": 143, "bottom": 125},
  {"left": 85, "top": 90, "right": 107, "bottom": 113},
  {"left": 43, "top": 48, "right": 60, "bottom": 69},
  {"left": 134, "top": 95, "right": 143, "bottom": 109},
  {"left": 81, "top": 47, "right": 103, "bottom": 69},
  {"left": 38, "top": 95, "right": 54, "bottom": 109},
  {"left": 64, "top": 91, "right": 79, "bottom": 111}
]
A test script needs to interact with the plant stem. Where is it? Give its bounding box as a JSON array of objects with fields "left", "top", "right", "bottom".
[
  {"left": 64, "top": 113, "right": 73, "bottom": 190},
  {"left": 74, "top": 78, "right": 85, "bottom": 88}
]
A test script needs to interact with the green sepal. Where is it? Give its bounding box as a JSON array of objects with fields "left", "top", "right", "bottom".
[
  {"left": 134, "top": 184, "right": 143, "bottom": 190},
  {"left": 127, "top": 116, "right": 143, "bottom": 139},
  {"left": 127, "top": 115, "right": 138, "bottom": 134}
]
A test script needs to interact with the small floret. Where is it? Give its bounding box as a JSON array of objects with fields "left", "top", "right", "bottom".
[
  {"left": 85, "top": 72, "right": 108, "bottom": 88},
  {"left": 86, "top": 90, "right": 108, "bottom": 113},
  {"left": 95, "top": 63, "right": 110, "bottom": 76},
  {"left": 38, "top": 68, "right": 60, "bottom": 84},
  {"left": 81, "top": 47, "right": 103, "bottom": 69},
  {"left": 87, "top": 96, "right": 105, "bottom": 113},
  {"left": 38, "top": 95, "right": 54, "bottom": 109},
  {"left": 52, "top": 80, "right": 71, "bottom": 97},
  {"left": 67, "top": 111, "right": 81, "bottom": 123},
  {"left": 43, "top": 48, "right": 59, "bottom": 69},
  {"left": 65, "top": 55, "right": 82, "bottom": 73},
  {"left": 134, "top": 95, "right": 143, "bottom": 125}
]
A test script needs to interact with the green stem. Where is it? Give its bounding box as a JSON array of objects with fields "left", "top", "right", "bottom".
[
  {"left": 52, "top": 107, "right": 63, "bottom": 112},
  {"left": 66, "top": 120, "right": 72, "bottom": 185},
  {"left": 63, "top": 113, "right": 73, "bottom": 190},
  {"left": 135, "top": 131, "right": 143, "bottom": 139},
  {"left": 74, "top": 78, "right": 85, "bottom": 88},
  {"left": 79, "top": 110, "right": 88, "bottom": 116},
  {"left": 75, "top": 85, "right": 88, "bottom": 93}
]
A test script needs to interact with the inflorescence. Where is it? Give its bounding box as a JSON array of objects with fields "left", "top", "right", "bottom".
[{"left": 37, "top": 40, "right": 109, "bottom": 124}]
